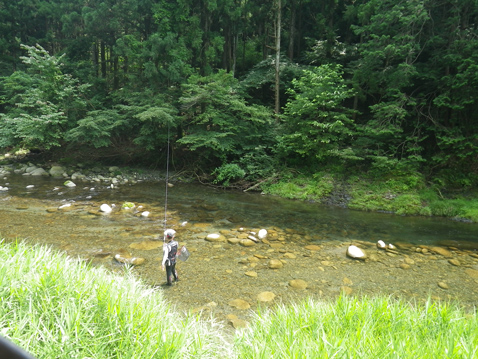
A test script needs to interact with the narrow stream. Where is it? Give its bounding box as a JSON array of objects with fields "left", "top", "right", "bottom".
[{"left": 1, "top": 173, "right": 478, "bottom": 323}]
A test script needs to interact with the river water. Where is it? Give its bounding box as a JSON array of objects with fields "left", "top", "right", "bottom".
[{"left": 1, "top": 173, "right": 478, "bottom": 323}]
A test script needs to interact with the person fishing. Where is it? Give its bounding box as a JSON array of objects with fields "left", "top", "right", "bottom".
[{"left": 161, "top": 229, "right": 179, "bottom": 285}]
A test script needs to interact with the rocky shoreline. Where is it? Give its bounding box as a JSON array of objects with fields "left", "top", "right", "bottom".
[{"left": 0, "top": 160, "right": 168, "bottom": 187}]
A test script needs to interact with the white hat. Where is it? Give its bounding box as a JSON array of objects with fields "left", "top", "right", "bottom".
[{"left": 164, "top": 229, "right": 176, "bottom": 239}]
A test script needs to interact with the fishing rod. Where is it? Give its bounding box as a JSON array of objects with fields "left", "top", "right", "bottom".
[
  {"left": 163, "top": 123, "right": 170, "bottom": 230},
  {"left": 162, "top": 122, "right": 190, "bottom": 262}
]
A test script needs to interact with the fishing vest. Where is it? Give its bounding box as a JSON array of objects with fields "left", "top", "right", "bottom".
[{"left": 167, "top": 241, "right": 178, "bottom": 264}]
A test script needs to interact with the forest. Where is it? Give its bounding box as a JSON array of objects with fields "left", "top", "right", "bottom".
[{"left": 0, "top": 0, "right": 477, "bottom": 191}]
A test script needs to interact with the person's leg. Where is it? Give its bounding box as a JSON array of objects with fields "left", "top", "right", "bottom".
[
  {"left": 172, "top": 262, "right": 178, "bottom": 281},
  {"left": 165, "top": 265, "right": 173, "bottom": 285}
]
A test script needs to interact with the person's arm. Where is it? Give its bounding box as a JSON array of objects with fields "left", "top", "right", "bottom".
[{"left": 161, "top": 243, "right": 169, "bottom": 269}]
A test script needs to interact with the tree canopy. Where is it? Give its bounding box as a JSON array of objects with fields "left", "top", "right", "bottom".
[{"left": 0, "top": 0, "right": 477, "bottom": 187}]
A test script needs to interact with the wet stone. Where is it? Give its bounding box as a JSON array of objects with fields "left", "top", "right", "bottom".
[
  {"left": 289, "top": 279, "right": 308, "bottom": 289},
  {"left": 430, "top": 246, "right": 453, "bottom": 258},
  {"left": 465, "top": 268, "right": 478, "bottom": 279},
  {"left": 269, "top": 259, "right": 283, "bottom": 269},
  {"left": 114, "top": 254, "right": 145, "bottom": 266},
  {"left": 341, "top": 286, "right": 353, "bottom": 295},
  {"left": 227, "top": 238, "right": 241, "bottom": 245},
  {"left": 448, "top": 259, "right": 460, "bottom": 266},
  {"left": 229, "top": 317, "right": 248, "bottom": 329},
  {"left": 240, "top": 239, "right": 255, "bottom": 247},
  {"left": 257, "top": 291, "right": 276, "bottom": 302},
  {"left": 438, "top": 282, "right": 449, "bottom": 289},
  {"left": 228, "top": 299, "right": 250, "bottom": 310},
  {"left": 305, "top": 245, "right": 321, "bottom": 251},
  {"left": 205, "top": 233, "right": 226, "bottom": 242}
]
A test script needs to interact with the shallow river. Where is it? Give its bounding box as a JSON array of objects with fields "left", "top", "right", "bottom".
[{"left": 1, "top": 173, "right": 478, "bottom": 324}]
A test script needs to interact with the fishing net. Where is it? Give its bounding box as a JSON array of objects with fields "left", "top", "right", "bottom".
[{"left": 177, "top": 245, "right": 190, "bottom": 262}]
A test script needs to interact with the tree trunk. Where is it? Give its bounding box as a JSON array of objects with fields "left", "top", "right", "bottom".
[
  {"left": 92, "top": 42, "right": 98, "bottom": 77},
  {"left": 100, "top": 41, "right": 107, "bottom": 78},
  {"left": 274, "top": 0, "right": 281, "bottom": 115},
  {"left": 288, "top": 0, "right": 296, "bottom": 60}
]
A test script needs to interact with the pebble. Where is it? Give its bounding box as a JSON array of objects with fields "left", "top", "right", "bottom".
[
  {"left": 289, "top": 279, "right": 308, "bottom": 289},
  {"left": 305, "top": 245, "right": 321, "bottom": 251},
  {"left": 228, "top": 299, "right": 250, "bottom": 310},
  {"left": 465, "top": 268, "right": 478, "bottom": 279},
  {"left": 227, "top": 238, "right": 241, "bottom": 244},
  {"left": 448, "top": 259, "right": 460, "bottom": 266},
  {"left": 240, "top": 239, "right": 256, "bottom": 247},
  {"left": 430, "top": 247, "right": 453, "bottom": 258},
  {"left": 269, "top": 259, "right": 283, "bottom": 269},
  {"left": 257, "top": 291, "right": 275, "bottom": 302},
  {"left": 341, "top": 286, "right": 353, "bottom": 295},
  {"left": 205, "top": 233, "right": 226, "bottom": 242},
  {"left": 438, "top": 282, "right": 449, "bottom": 289}
]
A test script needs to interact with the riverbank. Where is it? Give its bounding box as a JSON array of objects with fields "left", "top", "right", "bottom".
[
  {"left": 2, "top": 240, "right": 477, "bottom": 358},
  {"left": 254, "top": 169, "right": 478, "bottom": 223},
  {"left": 2, "top": 149, "right": 478, "bottom": 223}
]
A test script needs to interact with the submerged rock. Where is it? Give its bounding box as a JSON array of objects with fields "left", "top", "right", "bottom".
[
  {"left": 269, "top": 259, "right": 283, "bottom": 269},
  {"left": 114, "top": 254, "right": 145, "bottom": 266},
  {"left": 228, "top": 299, "right": 250, "bottom": 310},
  {"left": 257, "top": 291, "right": 276, "bottom": 302},
  {"left": 430, "top": 246, "right": 453, "bottom": 258},
  {"left": 239, "top": 239, "right": 256, "bottom": 247},
  {"left": 205, "top": 233, "right": 226, "bottom": 242},
  {"left": 289, "top": 279, "right": 308, "bottom": 289}
]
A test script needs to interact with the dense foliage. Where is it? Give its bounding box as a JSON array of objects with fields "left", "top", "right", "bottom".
[{"left": 0, "top": 0, "right": 477, "bottom": 188}]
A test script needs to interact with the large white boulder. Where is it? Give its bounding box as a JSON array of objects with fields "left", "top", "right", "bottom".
[
  {"left": 346, "top": 245, "right": 367, "bottom": 259},
  {"left": 100, "top": 204, "right": 113, "bottom": 213}
]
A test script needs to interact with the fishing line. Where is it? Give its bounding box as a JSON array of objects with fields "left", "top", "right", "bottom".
[{"left": 163, "top": 123, "right": 171, "bottom": 230}]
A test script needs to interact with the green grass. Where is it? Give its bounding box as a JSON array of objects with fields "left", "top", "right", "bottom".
[
  {"left": 236, "top": 296, "right": 478, "bottom": 358},
  {"left": 1, "top": 240, "right": 477, "bottom": 358},
  {"left": 262, "top": 172, "right": 335, "bottom": 201},
  {"left": 0, "top": 240, "right": 230, "bottom": 359}
]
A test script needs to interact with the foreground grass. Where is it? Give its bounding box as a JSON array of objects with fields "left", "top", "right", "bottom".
[
  {"left": 0, "top": 240, "right": 230, "bottom": 359},
  {"left": 1, "top": 240, "right": 478, "bottom": 358},
  {"left": 236, "top": 297, "right": 478, "bottom": 358}
]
